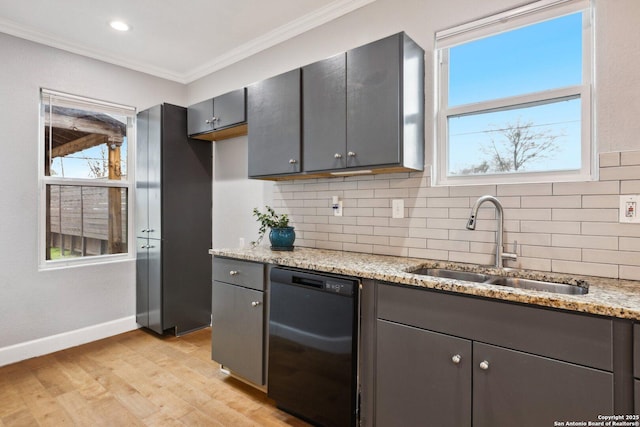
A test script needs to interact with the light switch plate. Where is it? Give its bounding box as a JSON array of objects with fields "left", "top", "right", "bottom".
[
  {"left": 392, "top": 199, "right": 404, "bottom": 219},
  {"left": 619, "top": 195, "right": 640, "bottom": 223}
]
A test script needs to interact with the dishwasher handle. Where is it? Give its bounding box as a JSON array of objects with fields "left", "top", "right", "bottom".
[{"left": 292, "top": 275, "right": 324, "bottom": 289}]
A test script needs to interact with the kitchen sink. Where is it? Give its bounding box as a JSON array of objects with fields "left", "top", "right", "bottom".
[
  {"left": 409, "top": 267, "right": 588, "bottom": 295},
  {"left": 484, "top": 276, "right": 588, "bottom": 295},
  {"left": 410, "top": 268, "right": 490, "bottom": 283}
]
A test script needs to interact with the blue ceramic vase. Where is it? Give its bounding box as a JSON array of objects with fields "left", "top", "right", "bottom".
[{"left": 269, "top": 227, "right": 295, "bottom": 251}]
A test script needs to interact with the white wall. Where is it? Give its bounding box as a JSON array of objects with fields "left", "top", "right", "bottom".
[{"left": 0, "top": 32, "right": 186, "bottom": 363}]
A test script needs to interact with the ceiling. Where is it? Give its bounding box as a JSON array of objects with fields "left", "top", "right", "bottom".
[{"left": 0, "top": 0, "right": 374, "bottom": 84}]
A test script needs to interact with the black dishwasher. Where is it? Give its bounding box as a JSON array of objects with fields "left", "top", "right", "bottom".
[{"left": 268, "top": 267, "right": 360, "bottom": 427}]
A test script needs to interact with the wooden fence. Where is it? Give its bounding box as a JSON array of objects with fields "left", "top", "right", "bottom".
[{"left": 48, "top": 185, "right": 127, "bottom": 256}]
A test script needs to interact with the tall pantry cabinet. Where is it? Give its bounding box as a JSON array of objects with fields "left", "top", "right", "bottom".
[{"left": 136, "top": 103, "right": 212, "bottom": 335}]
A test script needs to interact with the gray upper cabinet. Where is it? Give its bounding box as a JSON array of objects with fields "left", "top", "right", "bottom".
[
  {"left": 348, "top": 32, "right": 425, "bottom": 170},
  {"left": 248, "top": 69, "right": 301, "bottom": 177},
  {"left": 302, "top": 53, "right": 347, "bottom": 172},
  {"left": 187, "top": 88, "right": 247, "bottom": 140}
]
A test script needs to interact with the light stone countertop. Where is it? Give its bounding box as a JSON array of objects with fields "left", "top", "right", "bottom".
[{"left": 209, "top": 246, "right": 640, "bottom": 321}]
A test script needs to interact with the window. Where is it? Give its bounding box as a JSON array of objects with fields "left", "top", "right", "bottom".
[
  {"left": 40, "top": 89, "right": 135, "bottom": 266},
  {"left": 435, "top": 0, "right": 593, "bottom": 185}
]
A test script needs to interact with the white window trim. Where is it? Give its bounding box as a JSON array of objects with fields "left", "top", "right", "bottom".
[
  {"left": 433, "top": 0, "right": 594, "bottom": 186},
  {"left": 38, "top": 89, "right": 136, "bottom": 270}
]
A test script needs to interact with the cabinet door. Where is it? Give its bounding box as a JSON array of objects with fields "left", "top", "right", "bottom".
[
  {"left": 146, "top": 105, "right": 162, "bottom": 240},
  {"left": 248, "top": 69, "right": 301, "bottom": 177},
  {"left": 376, "top": 319, "right": 472, "bottom": 427},
  {"left": 473, "top": 342, "right": 614, "bottom": 427},
  {"left": 187, "top": 98, "right": 214, "bottom": 135},
  {"left": 347, "top": 33, "right": 401, "bottom": 168},
  {"left": 214, "top": 88, "right": 246, "bottom": 130},
  {"left": 136, "top": 238, "right": 162, "bottom": 334},
  {"left": 303, "top": 54, "right": 347, "bottom": 172},
  {"left": 211, "top": 281, "right": 264, "bottom": 385},
  {"left": 135, "top": 109, "right": 149, "bottom": 238}
]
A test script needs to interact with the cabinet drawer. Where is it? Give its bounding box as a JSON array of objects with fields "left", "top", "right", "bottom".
[
  {"left": 213, "top": 257, "right": 264, "bottom": 291},
  {"left": 377, "top": 283, "right": 613, "bottom": 371}
]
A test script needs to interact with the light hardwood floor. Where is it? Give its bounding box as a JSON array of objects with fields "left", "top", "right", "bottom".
[{"left": 0, "top": 327, "right": 310, "bottom": 426}]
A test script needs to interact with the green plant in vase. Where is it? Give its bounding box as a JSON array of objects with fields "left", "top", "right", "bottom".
[{"left": 252, "top": 206, "right": 295, "bottom": 250}]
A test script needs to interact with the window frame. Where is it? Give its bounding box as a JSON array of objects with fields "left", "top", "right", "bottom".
[
  {"left": 38, "top": 89, "right": 136, "bottom": 269},
  {"left": 434, "top": 0, "right": 594, "bottom": 186}
]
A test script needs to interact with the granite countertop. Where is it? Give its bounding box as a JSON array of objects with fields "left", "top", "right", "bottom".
[{"left": 209, "top": 247, "right": 640, "bottom": 321}]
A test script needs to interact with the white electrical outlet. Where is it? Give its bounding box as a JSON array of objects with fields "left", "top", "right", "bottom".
[
  {"left": 333, "top": 201, "right": 343, "bottom": 217},
  {"left": 392, "top": 199, "right": 404, "bottom": 219},
  {"left": 619, "top": 195, "right": 640, "bottom": 223}
]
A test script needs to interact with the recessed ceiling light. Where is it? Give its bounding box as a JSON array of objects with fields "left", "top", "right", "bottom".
[{"left": 110, "top": 21, "right": 129, "bottom": 32}]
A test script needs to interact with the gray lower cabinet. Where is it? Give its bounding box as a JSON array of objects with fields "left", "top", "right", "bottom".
[
  {"left": 187, "top": 88, "right": 247, "bottom": 138},
  {"left": 376, "top": 319, "right": 472, "bottom": 427},
  {"left": 248, "top": 69, "right": 301, "bottom": 177},
  {"left": 211, "top": 257, "right": 265, "bottom": 385},
  {"left": 375, "top": 283, "right": 616, "bottom": 426}
]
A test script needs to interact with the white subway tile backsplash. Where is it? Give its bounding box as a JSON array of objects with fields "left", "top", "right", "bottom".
[
  {"left": 552, "top": 208, "right": 619, "bottom": 222},
  {"left": 621, "top": 180, "right": 640, "bottom": 194},
  {"left": 429, "top": 239, "right": 470, "bottom": 252},
  {"left": 553, "top": 181, "right": 619, "bottom": 195},
  {"left": 521, "top": 245, "right": 582, "bottom": 261},
  {"left": 582, "top": 195, "right": 620, "bottom": 208},
  {"left": 521, "top": 220, "right": 581, "bottom": 234},
  {"left": 621, "top": 151, "right": 640, "bottom": 166},
  {"left": 620, "top": 265, "right": 640, "bottom": 281},
  {"left": 343, "top": 243, "right": 373, "bottom": 253},
  {"left": 515, "top": 257, "right": 552, "bottom": 272},
  {"left": 275, "top": 149, "right": 640, "bottom": 280},
  {"left": 497, "top": 183, "right": 552, "bottom": 196},
  {"left": 389, "top": 237, "right": 426, "bottom": 248},
  {"left": 357, "top": 180, "right": 390, "bottom": 190},
  {"left": 583, "top": 249, "right": 640, "bottom": 266},
  {"left": 599, "top": 165, "right": 640, "bottom": 181},
  {"left": 449, "top": 185, "right": 497, "bottom": 197},
  {"left": 552, "top": 260, "right": 619, "bottom": 278},
  {"left": 503, "top": 232, "right": 552, "bottom": 246},
  {"left": 410, "top": 228, "right": 448, "bottom": 240},
  {"left": 619, "top": 237, "right": 640, "bottom": 252},
  {"left": 358, "top": 235, "right": 390, "bottom": 246},
  {"left": 521, "top": 195, "right": 582, "bottom": 209},
  {"left": 552, "top": 234, "right": 618, "bottom": 250},
  {"left": 375, "top": 226, "right": 410, "bottom": 237},
  {"left": 599, "top": 152, "right": 620, "bottom": 168}
]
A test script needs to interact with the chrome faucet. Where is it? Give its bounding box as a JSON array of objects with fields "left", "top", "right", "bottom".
[{"left": 466, "top": 195, "right": 517, "bottom": 268}]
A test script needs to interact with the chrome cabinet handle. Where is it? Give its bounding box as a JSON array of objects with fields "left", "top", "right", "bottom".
[
  {"left": 451, "top": 354, "right": 462, "bottom": 364},
  {"left": 347, "top": 151, "right": 356, "bottom": 157},
  {"left": 141, "top": 229, "right": 148, "bottom": 233},
  {"left": 289, "top": 159, "right": 297, "bottom": 164},
  {"left": 147, "top": 229, "right": 155, "bottom": 233},
  {"left": 334, "top": 153, "right": 343, "bottom": 159},
  {"left": 205, "top": 117, "right": 218, "bottom": 124},
  {"left": 251, "top": 301, "right": 261, "bottom": 307},
  {"left": 141, "top": 244, "right": 148, "bottom": 249},
  {"left": 229, "top": 270, "right": 239, "bottom": 276},
  {"left": 147, "top": 245, "right": 155, "bottom": 249},
  {"left": 479, "top": 360, "right": 489, "bottom": 370}
]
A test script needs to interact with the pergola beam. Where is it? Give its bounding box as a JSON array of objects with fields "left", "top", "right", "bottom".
[{"left": 50, "top": 133, "right": 109, "bottom": 158}]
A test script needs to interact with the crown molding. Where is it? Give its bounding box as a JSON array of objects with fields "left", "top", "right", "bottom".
[
  {"left": 0, "top": 0, "right": 376, "bottom": 84},
  {"left": 183, "top": 0, "right": 376, "bottom": 83}
]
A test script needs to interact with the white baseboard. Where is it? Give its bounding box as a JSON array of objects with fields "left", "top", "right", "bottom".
[{"left": 0, "top": 316, "right": 138, "bottom": 367}]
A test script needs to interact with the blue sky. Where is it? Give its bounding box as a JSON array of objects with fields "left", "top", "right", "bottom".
[{"left": 446, "top": 12, "right": 584, "bottom": 175}]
